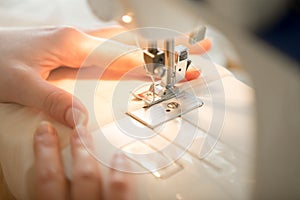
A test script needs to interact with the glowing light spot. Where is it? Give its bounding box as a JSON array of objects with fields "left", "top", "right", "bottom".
[
  {"left": 152, "top": 171, "right": 161, "bottom": 178},
  {"left": 122, "top": 15, "right": 133, "bottom": 24}
]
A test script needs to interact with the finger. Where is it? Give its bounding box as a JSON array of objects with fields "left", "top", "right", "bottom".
[
  {"left": 12, "top": 68, "right": 87, "bottom": 128},
  {"left": 70, "top": 125, "right": 103, "bottom": 200},
  {"left": 85, "top": 26, "right": 143, "bottom": 48},
  {"left": 85, "top": 25, "right": 129, "bottom": 40},
  {"left": 51, "top": 27, "right": 205, "bottom": 82},
  {"left": 183, "top": 39, "right": 212, "bottom": 81},
  {"left": 51, "top": 26, "right": 139, "bottom": 70},
  {"left": 185, "top": 67, "right": 201, "bottom": 81},
  {"left": 185, "top": 38, "right": 212, "bottom": 54},
  {"left": 86, "top": 26, "right": 208, "bottom": 82},
  {"left": 108, "top": 153, "right": 134, "bottom": 200},
  {"left": 199, "top": 38, "right": 212, "bottom": 52},
  {"left": 54, "top": 27, "right": 208, "bottom": 82},
  {"left": 34, "top": 121, "right": 68, "bottom": 200}
]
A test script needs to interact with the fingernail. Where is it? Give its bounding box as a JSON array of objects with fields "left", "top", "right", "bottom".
[
  {"left": 35, "top": 121, "right": 52, "bottom": 137},
  {"left": 36, "top": 121, "right": 52, "bottom": 135},
  {"left": 65, "top": 107, "right": 87, "bottom": 128}
]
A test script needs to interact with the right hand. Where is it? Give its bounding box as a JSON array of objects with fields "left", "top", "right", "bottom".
[{"left": 33, "top": 121, "right": 134, "bottom": 200}]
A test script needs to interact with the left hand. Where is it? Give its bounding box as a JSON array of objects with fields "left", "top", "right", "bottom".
[
  {"left": 0, "top": 26, "right": 142, "bottom": 127},
  {"left": 0, "top": 26, "right": 100, "bottom": 127},
  {"left": 0, "top": 26, "right": 210, "bottom": 127}
]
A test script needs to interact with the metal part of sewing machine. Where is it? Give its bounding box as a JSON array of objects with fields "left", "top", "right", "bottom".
[
  {"left": 136, "top": 25, "right": 206, "bottom": 104},
  {"left": 126, "top": 37, "right": 205, "bottom": 128},
  {"left": 136, "top": 41, "right": 192, "bottom": 106}
]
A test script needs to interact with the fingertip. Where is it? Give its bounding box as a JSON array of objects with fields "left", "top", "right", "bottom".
[
  {"left": 34, "top": 121, "right": 57, "bottom": 147},
  {"left": 199, "top": 38, "right": 212, "bottom": 52},
  {"left": 35, "top": 121, "right": 53, "bottom": 136},
  {"left": 188, "top": 38, "right": 212, "bottom": 55},
  {"left": 65, "top": 107, "right": 88, "bottom": 128},
  {"left": 185, "top": 69, "right": 201, "bottom": 81}
]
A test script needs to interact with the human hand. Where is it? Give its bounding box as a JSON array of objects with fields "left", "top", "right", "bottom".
[
  {"left": 0, "top": 27, "right": 99, "bottom": 127},
  {"left": 0, "top": 26, "right": 142, "bottom": 127},
  {"left": 34, "top": 121, "right": 134, "bottom": 200}
]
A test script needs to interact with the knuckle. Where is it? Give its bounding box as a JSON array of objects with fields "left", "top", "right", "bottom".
[
  {"left": 37, "top": 166, "right": 64, "bottom": 184},
  {"left": 34, "top": 134, "right": 56, "bottom": 148},
  {"left": 110, "top": 176, "right": 129, "bottom": 191},
  {"left": 54, "top": 26, "right": 80, "bottom": 36},
  {"left": 13, "top": 67, "right": 33, "bottom": 81},
  {"left": 51, "top": 26, "right": 82, "bottom": 48},
  {"left": 50, "top": 26, "right": 86, "bottom": 66},
  {"left": 73, "top": 163, "right": 100, "bottom": 181}
]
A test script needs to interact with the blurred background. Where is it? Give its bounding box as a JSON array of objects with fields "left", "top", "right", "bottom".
[{"left": 1, "top": 0, "right": 299, "bottom": 83}]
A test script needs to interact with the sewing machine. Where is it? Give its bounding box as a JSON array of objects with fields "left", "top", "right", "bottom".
[{"left": 87, "top": 0, "right": 300, "bottom": 199}]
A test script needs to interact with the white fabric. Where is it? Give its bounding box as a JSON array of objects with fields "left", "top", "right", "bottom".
[
  {"left": 0, "top": 1, "right": 255, "bottom": 198},
  {"left": 0, "top": 56, "right": 255, "bottom": 199}
]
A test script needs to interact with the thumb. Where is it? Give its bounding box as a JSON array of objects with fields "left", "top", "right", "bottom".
[
  {"left": 13, "top": 69, "right": 87, "bottom": 128},
  {"left": 40, "top": 84, "right": 88, "bottom": 128}
]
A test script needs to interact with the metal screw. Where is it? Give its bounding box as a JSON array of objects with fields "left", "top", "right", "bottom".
[{"left": 167, "top": 102, "right": 179, "bottom": 109}]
